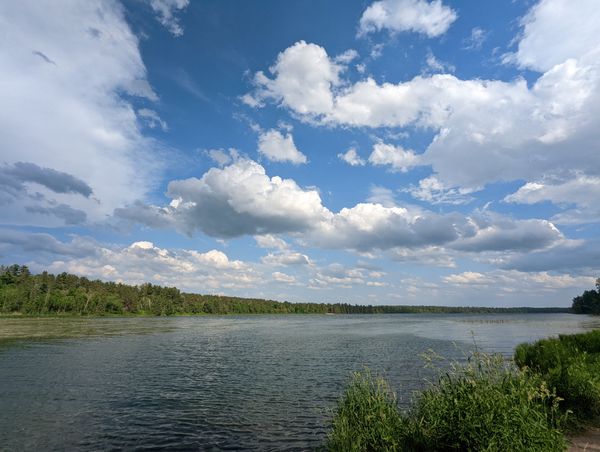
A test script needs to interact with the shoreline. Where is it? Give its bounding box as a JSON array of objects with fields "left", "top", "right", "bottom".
[
  {"left": 0, "top": 267, "right": 577, "bottom": 317},
  {"left": 569, "top": 426, "right": 600, "bottom": 451},
  {"left": 328, "top": 328, "right": 600, "bottom": 450},
  {"left": 0, "top": 309, "right": 576, "bottom": 319}
]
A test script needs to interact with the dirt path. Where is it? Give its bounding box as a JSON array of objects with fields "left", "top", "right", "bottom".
[{"left": 569, "top": 427, "right": 600, "bottom": 451}]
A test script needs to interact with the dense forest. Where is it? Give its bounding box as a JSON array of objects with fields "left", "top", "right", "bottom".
[
  {"left": 572, "top": 278, "right": 600, "bottom": 314},
  {"left": 0, "top": 265, "right": 571, "bottom": 316}
]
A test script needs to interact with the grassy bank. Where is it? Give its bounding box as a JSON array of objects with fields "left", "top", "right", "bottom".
[
  {"left": 515, "top": 330, "right": 600, "bottom": 428},
  {"left": 327, "top": 330, "right": 600, "bottom": 451}
]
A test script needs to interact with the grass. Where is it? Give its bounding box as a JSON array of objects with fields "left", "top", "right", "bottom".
[
  {"left": 408, "top": 353, "right": 565, "bottom": 451},
  {"left": 328, "top": 330, "right": 600, "bottom": 450},
  {"left": 326, "top": 370, "right": 407, "bottom": 451},
  {"left": 514, "top": 329, "right": 600, "bottom": 427},
  {"left": 327, "top": 352, "right": 566, "bottom": 451},
  {"left": 324, "top": 285, "right": 600, "bottom": 451}
]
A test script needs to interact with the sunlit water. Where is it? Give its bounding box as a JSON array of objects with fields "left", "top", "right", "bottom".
[{"left": 1, "top": 314, "right": 599, "bottom": 450}]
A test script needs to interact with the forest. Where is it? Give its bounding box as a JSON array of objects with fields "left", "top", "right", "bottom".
[
  {"left": 571, "top": 278, "right": 600, "bottom": 314},
  {"left": 0, "top": 264, "right": 573, "bottom": 316}
]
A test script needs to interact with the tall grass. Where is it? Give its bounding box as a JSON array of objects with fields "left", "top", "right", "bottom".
[
  {"left": 408, "top": 353, "right": 565, "bottom": 451},
  {"left": 327, "top": 353, "right": 567, "bottom": 451},
  {"left": 326, "top": 370, "right": 407, "bottom": 451},
  {"left": 514, "top": 329, "right": 600, "bottom": 425}
]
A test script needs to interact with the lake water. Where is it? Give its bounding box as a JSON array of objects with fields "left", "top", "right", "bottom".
[{"left": 1, "top": 314, "right": 599, "bottom": 450}]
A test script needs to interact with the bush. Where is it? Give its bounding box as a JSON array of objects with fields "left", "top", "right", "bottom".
[
  {"left": 515, "top": 330, "right": 600, "bottom": 423},
  {"left": 407, "top": 353, "right": 565, "bottom": 451},
  {"left": 327, "top": 353, "right": 566, "bottom": 452}
]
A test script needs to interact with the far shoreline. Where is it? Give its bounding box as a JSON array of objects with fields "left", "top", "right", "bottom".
[
  {"left": 0, "top": 266, "right": 583, "bottom": 317},
  {"left": 0, "top": 308, "right": 575, "bottom": 320}
]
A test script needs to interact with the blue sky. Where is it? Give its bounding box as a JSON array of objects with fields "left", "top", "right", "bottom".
[{"left": 1, "top": 0, "right": 599, "bottom": 306}]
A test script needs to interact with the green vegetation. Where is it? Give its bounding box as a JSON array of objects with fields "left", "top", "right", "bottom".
[
  {"left": 515, "top": 329, "right": 600, "bottom": 426},
  {"left": 327, "top": 370, "right": 408, "bottom": 451},
  {"left": 0, "top": 265, "right": 571, "bottom": 316},
  {"left": 409, "top": 354, "right": 565, "bottom": 451},
  {"left": 571, "top": 278, "right": 600, "bottom": 314},
  {"left": 327, "top": 354, "right": 566, "bottom": 451},
  {"left": 328, "top": 330, "right": 600, "bottom": 450}
]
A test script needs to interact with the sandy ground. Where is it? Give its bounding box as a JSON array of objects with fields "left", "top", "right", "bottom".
[{"left": 569, "top": 427, "right": 600, "bottom": 451}]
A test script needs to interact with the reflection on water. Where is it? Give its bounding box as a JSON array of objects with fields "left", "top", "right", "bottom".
[{"left": 0, "top": 314, "right": 598, "bottom": 450}]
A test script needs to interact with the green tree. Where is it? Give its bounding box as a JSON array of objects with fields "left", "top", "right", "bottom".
[{"left": 572, "top": 278, "right": 600, "bottom": 315}]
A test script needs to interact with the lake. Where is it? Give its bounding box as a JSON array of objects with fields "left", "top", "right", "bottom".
[{"left": 1, "top": 314, "right": 599, "bottom": 450}]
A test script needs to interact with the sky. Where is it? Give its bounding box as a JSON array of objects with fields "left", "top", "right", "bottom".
[{"left": 1, "top": 0, "right": 599, "bottom": 307}]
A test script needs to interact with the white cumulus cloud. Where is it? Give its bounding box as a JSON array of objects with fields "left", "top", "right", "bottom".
[
  {"left": 505, "top": 175, "right": 600, "bottom": 208},
  {"left": 358, "top": 0, "right": 457, "bottom": 38},
  {"left": 509, "top": 0, "right": 600, "bottom": 72},
  {"left": 338, "top": 148, "right": 366, "bottom": 166},
  {"left": 258, "top": 129, "right": 307, "bottom": 164},
  {"left": 243, "top": 41, "right": 343, "bottom": 116},
  {"left": 0, "top": 0, "right": 162, "bottom": 226},
  {"left": 368, "top": 142, "right": 420, "bottom": 172},
  {"left": 116, "top": 158, "right": 329, "bottom": 238},
  {"left": 244, "top": 1, "right": 600, "bottom": 208},
  {"left": 116, "top": 159, "right": 565, "bottom": 256},
  {"left": 505, "top": 175, "right": 600, "bottom": 225},
  {"left": 254, "top": 234, "right": 289, "bottom": 250}
]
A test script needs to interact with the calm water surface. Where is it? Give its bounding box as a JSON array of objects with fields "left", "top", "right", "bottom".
[{"left": 1, "top": 314, "right": 599, "bottom": 450}]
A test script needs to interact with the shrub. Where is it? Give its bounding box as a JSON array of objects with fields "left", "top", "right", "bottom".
[
  {"left": 407, "top": 353, "right": 566, "bottom": 451},
  {"left": 515, "top": 330, "right": 600, "bottom": 423}
]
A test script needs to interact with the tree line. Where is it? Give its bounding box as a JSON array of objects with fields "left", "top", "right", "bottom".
[
  {"left": 0, "top": 264, "right": 572, "bottom": 316},
  {"left": 572, "top": 278, "right": 600, "bottom": 315}
]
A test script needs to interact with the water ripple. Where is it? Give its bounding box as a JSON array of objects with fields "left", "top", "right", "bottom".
[{"left": 1, "top": 314, "right": 599, "bottom": 450}]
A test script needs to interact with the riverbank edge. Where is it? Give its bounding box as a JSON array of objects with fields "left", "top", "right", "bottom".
[
  {"left": 0, "top": 308, "right": 575, "bottom": 319},
  {"left": 568, "top": 426, "right": 600, "bottom": 451}
]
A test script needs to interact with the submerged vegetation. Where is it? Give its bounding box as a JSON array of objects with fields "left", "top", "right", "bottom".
[
  {"left": 0, "top": 265, "right": 571, "bottom": 316},
  {"left": 328, "top": 329, "right": 600, "bottom": 451}
]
